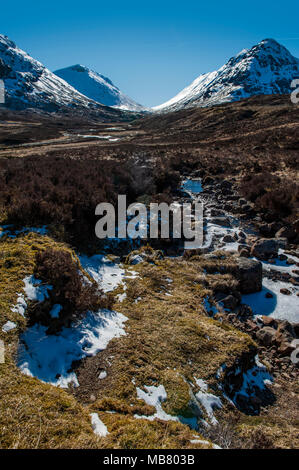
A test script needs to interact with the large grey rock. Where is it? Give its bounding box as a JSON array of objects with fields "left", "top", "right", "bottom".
[
  {"left": 256, "top": 327, "right": 277, "bottom": 347},
  {"left": 250, "top": 238, "right": 279, "bottom": 260},
  {"left": 236, "top": 258, "right": 262, "bottom": 294}
]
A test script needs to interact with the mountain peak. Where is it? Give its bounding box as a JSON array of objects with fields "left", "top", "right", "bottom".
[
  {"left": 54, "top": 65, "right": 145, "bottom": 111},
  {"left": 154, "top": 38, "right": 299, "bottom": 111},
  {"left": 251, "top": 38, "right": 293, "bottom": 56},
  {"left": 259, "top": 38, "right": 280, "bottom": 47}
]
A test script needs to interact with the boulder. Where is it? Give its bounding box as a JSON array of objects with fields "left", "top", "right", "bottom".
[
  {"left": 210, "top": 216, "right": 231, "bottom": 227},
  {"left": 259, "top": 222, "right": 282, "bottom": 237},
  {"left": 280, "top": 288, "right": 291, "bottom": 295},
  {"left": 238, "top": 304, "right": 253, "bottom": 318},
  {"left": 275, "top": 226, "right": 296, "bottom": 242},
  {"left": 250, "top": 238, "right": 279, "bottom": 260},
  {"left": 256, "top": 327, "right": 277, "bottom": 347},
  {"left": 210, "top": 208, "right": 225, "bottom": 217},
  {"left": 235, "top": 258, "right": 262, "bottom": 294},
  {"left": 277, "top": 342, "right": 296, "bottom": 357},
  {"left": 221, "top": 295, "right": 240, "bottom": 310},
  {"left": 293, "top": 323, "right": 299, "bottom": 338},
  {"left": 222, "top": 234, "right": 235, "bottom": 243},
  {"left": 261, "top": 316, "right": 278, "bottom": 328},
  {"left": 238, "top": 198, "right": 248, "bottom": 206},
  {"left": 220, "top": 180, "right": 233, "bottom": 189},
  {"left": 276, "top": 237, "right": 288, "bottom": 249},
  {"left": 203, "top": 176, "right": 215, "bottom": 185},
  {"left": 238, "top": 243, "right": 250, "bottom": 252},
  {"left": 239, "top": 248, "right": 250, "bottom": 258},
  {"left": 276, "top": 320, "right": 296, "bottom": 341}
]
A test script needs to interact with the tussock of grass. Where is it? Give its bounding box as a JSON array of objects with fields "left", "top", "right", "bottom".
[
  {"left": 0, "top": 362, "right": 99, "bottom": 449},
  {"left": 93, "top": 412, "right": 213, "bottom": 449}
]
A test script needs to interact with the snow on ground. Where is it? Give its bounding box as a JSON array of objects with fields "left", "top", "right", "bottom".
[
  {"left": 189, "top": 436, "right": 221, "bottom": 448},
  {"left": 80, "top": 254, "right": 138, "bottom": 302},
  {"left": 23, "top": 275, "right": 52, "bottom": 302},
  {"left": 79, "top": 255, "right": 126, "bottom": 292},
  {"left": 242, "top": 277, "right": 299, "bottom": 322},
  {"left": 116, "top": 291, "right": 127, "bottom": 302},
  {"left": 11, "top": 276, "right": 52, "bottom": 317},
  {"left": 11, "top": 294, "right": 27, "bottom": 317},
  {"left": 194, "top": 377, "right": 208, "bottom": 391},
  {"left": 2, "top": 321, "right": 17, "bottom": 332},
  {"left": 259, "top": 249, "right": 299, "bottom": 275},
  {"left": 135, "top": 384, "right": 198, "bottom": 429},
  {"left": 232, "top": 355, "right": 273, "bottom": 406},
  {"left": 204, "top": 219, "right": 239, "bottom": 251},
  {"left": 195, "top": 387, "right": 222, "bottom": 425},
  {"left": 18, "top": 309, "right": 127, "bottom": 388},
  {"left": 76, "top": 134, "right": 121, "bottom": 142},
  {"left": 90, "top": 413, "right": 109, "bottom": 437}
]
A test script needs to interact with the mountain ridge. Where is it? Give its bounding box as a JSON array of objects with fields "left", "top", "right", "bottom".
[{"left": 0, "top": 35, "right": 126, "bottom": 119}]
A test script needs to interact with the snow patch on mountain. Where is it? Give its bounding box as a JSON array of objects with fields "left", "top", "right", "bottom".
[
  {"left": 54, "top": 64, "right": 145, "bottom": 111},
  {"left": 153, "top": 39, "right": 299, "bottom": 112}
]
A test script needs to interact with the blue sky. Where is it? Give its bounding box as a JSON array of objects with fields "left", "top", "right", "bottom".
[{"left": 1, "top": 0, "right": 299, "bottom": 107}]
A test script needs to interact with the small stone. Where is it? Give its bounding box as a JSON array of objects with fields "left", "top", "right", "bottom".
[
  {"left": 222, "top": 234, "right": 235, "bottom": 243},
  {"left": 261, "top": 316, "right": 277, "bottom": 328},
  {"left": 280, "top": 288, "right": 291, "bottom": 295},
  {"left": 238, "top": 231, "right": 246, "bottom": 239}
]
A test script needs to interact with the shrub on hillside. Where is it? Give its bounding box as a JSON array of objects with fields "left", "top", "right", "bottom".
[
  {"left": 240, "top": 172, "right": 298, "bottom": 221},
  {"left": 29, "top": 248, "right": 112, "bottom": 331},
  {"left": 0, "top": 156, "right": 137, "bottom": 248}
]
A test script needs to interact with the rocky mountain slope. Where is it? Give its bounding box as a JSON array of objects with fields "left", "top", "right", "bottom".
[
  {"left": 153, "top": 39, "right": 299, "bottom": 112},
  {"left": 54, "top": 64, "right": 145, "bottom": 112},
  {"left": 0, "top": 35, "right": 124, "bottom": 119}
]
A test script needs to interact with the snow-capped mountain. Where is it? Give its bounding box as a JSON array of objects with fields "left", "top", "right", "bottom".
[
  {"left": 153, "top": 39, "right": 299, "bottom": 112},
  {"left": 0, "top": 34, "right": 121, "bottom": 117},
  {"left": 54, "top": 64, "right": 145, "bottom": 112}
]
